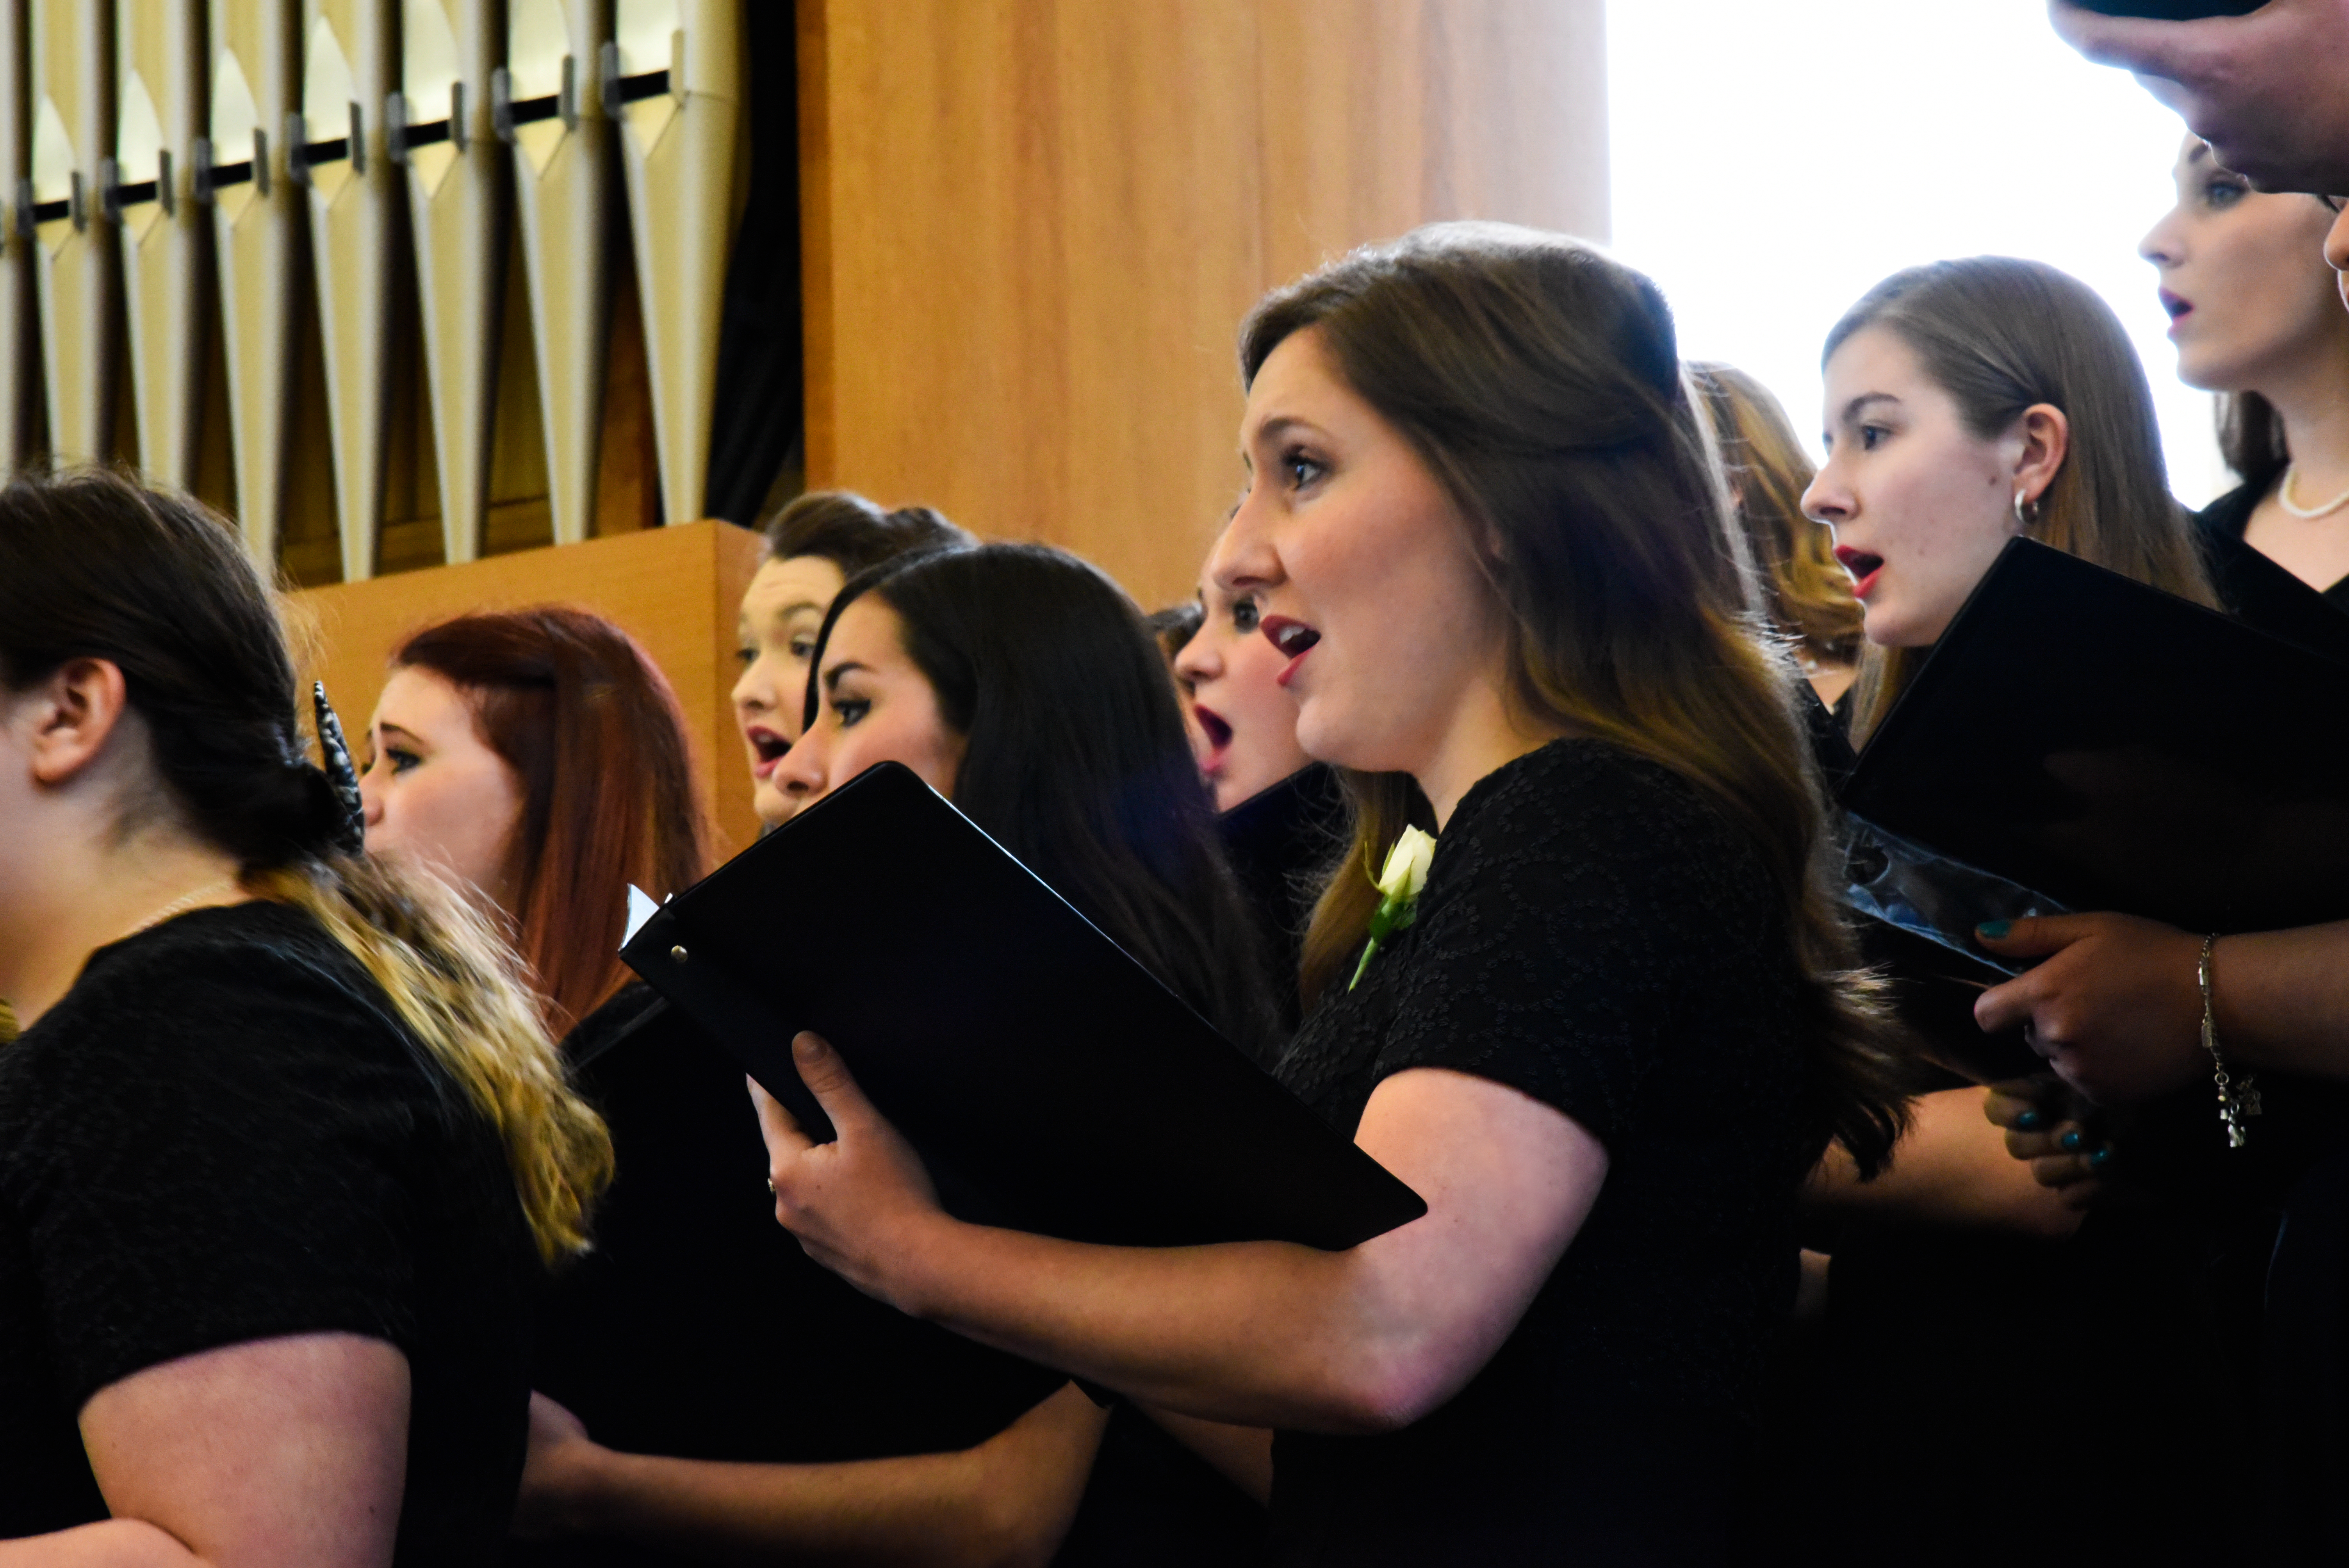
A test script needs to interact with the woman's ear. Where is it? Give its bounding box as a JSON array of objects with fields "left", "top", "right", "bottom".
[
  {"left": 2012, "top": 404, "right": 2071, "bottom": 509},
  {"left": 24, "top": 659, "right": 134, "bottom": 786}
]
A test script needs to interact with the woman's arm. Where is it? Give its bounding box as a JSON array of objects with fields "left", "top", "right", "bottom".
[
  {"left": 0, "top": 1332, "right": 410, "bottom": 1568},
  {"left": 515, "top": 1384, "right": 1105, "bottom": 1568},
  {"left": 753, "top": 1035, "right": 1607, "bottom": 1434},
  {"left": 1975, "top": 915, "right": 2349, "bottom": 1103},
  {"left": 1802, "top": 1085, "right": 2084, "bottom": 1239}
]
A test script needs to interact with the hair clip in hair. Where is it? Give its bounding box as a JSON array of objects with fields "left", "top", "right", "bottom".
[{"left": 312, "top": 682, "right": 367, "bottom": 856}]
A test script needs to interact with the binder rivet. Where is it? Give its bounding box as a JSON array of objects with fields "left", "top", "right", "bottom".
[{"left": 669, "top": 945, "right": 688, "bottom": 964}]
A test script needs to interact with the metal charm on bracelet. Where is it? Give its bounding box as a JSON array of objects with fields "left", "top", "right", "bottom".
[{"left": 2200, "top": 934, "right": 2261, "bottom": 1149}]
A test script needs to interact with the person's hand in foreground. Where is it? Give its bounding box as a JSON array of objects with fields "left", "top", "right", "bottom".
[{"left": 2049, "top": 0, "right": 2349, "bottom": 195}]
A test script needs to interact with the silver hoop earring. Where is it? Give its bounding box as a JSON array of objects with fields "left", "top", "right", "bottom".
[{"left": 2012, "top": 491, "right": 2039, "bottom": 528}]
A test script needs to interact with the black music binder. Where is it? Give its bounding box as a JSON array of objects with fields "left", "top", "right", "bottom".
[
  {"left": 1841, "top": 537, "right": 2349, "bottom": 937},
  {"left": 619, "top": 761, "right": 1426, "bottom": 1252}
]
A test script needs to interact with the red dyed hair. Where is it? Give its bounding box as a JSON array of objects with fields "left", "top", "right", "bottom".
[{"left": 393, "top": 607, "right": 710, "bottom": 1034}]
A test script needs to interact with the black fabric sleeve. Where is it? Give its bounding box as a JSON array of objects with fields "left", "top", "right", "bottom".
[
  {"left": 5, "top": 943, "right": 431, "bottom": 1409},
  {"left": 1369, "top": 764, "right": 1745, "bottom": 1149}
]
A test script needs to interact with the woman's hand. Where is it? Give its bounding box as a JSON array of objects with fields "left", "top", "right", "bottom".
[
  {"left": 1980, "top": 1078, "right": 2110, "bottom": 1211},
  {"left": 511, "top": 1392, "right": 607, "bottom": 1539},
  {"left": 750, "top": 1032, "right": 952, "bottom": 1313},
  {"left": 1973, "top": 913, "right": 2205, "bottom": 1105}
]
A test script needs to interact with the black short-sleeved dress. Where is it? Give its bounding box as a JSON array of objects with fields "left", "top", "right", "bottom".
[
  {"left": 1265, "top": 740, "right": 1815, "bottom": 1566},
  {"left": 0, "top": 902, "right": 540, "bottom": 1564}
]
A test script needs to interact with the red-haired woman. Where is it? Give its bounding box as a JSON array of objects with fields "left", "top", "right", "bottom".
[
  {"left": 361, "top": 605, "right": 1123, "bottom": 1565},
  {"left": 360, "top": 607, "right": 708, "bottom": 1034}
]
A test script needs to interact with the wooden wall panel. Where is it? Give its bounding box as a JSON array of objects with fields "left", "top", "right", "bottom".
[
  {"left": 292, "top": 517, "right": 769, "bottom": 860},
  {"left": 1253, "top": 0, "right": 1608, "bottom": 283},
  {"left": 798, "top": 0, "right": 1608, "bottom": 608}
]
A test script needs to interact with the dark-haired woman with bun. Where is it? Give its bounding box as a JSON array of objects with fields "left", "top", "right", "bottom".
[
  {"left": 518, "top": 543, "right": 1280, "bottom": 1565},
  {"left": 0, "top": 469, "right": 610, "bottom": 1565},
  {"left": 754, "top": 223, "right": 1912, "bottom": 1564},
  {"left": 733, "top": 490, "right": 972, "bottom": 816}
]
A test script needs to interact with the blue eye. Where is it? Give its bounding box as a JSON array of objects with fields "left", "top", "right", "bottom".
[
  {"left": 1282, "top": 446, "right": 1325, "bottom": 489},
  {"left": 2204, "top": 178, "right": 2247, "bottom": 210},
  {"left": 385, "top": 747, "right": 422, "bottom": 775}
]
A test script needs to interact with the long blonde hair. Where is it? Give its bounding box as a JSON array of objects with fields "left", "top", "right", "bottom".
[
  {"left": 0, "top": 469, "right": 611, "bottom": 1263},
  {"left": 1690, "top": 361, "right": 1864, "bottom": 669},
  {"left": 1241, "top": 225, "right": 1910, "bottom": 1175},
  {"left": 1821, "top": 258, "right": 2217, "bottom": 741}
]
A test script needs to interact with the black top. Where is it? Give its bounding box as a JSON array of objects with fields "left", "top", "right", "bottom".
[
  {"left": 2196, "top": 480, "right": 2349, "bottom": 643},
  {"left": 1266, "top": 741, "right": 1813, "bottom": 1566},
  {"left": 1219, "top": 764, "right": 1349, "bottom": 1035},
  {"left": 521, "top": 985, "right": 1066, "bottom": 1568},
  {"left": 0, "top": 902, "right": 538, "bottom": 1564}
]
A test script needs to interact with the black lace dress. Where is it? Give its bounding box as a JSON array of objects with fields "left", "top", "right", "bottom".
[{"left": 1264, "top": 740, "right": 1816, "bottom": 1566}]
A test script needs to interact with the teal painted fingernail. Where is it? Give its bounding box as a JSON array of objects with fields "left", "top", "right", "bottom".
[
  {"left": 2015, "top": 1109, "right": 2044, "bottom": 1131},
  {"left": 1978, "top": 920, "right": 2012, "bottom": 941},
  {"left": 2060, "top": 1129, "right": 2085, "bottom": 1151},
  {"left": 2088, "top": 1146, "right": 2114, "bottom": 1168}
]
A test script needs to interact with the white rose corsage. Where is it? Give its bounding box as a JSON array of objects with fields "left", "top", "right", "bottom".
[{"left": 1349, "top": 826, "right": 1438, "bottom": 992}]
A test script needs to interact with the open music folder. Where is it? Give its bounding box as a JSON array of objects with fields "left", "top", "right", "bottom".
[
  {"left": 1842, "top": 536, "right": 2349, "bottom": 938},
  {"left": 618, "top": 761, "right": 1426, "bottom": 1252}
]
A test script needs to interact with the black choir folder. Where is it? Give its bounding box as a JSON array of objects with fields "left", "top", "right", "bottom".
[
  {"left": 619, "top": 761, "right": 1425, "bottom": 1252},
  {"left": 1842, "top": 538, "right": 2349, "bottom": 937}
]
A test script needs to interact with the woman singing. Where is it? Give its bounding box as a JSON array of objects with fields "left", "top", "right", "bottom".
[
  {"left": 518, "top": 546, "right": 1280, "bottom": 1565},
  {"left": 753, "top": 223, "right": 1910, "bottom": 1564}
]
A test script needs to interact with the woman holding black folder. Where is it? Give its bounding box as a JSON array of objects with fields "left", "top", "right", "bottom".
[
  {"left": 754, "top": 224, "right": 1912, "bottom": 1565},
  {"left": 1791, "top": 255, "right": 2274, "bottom": 1562},
  {"left": 515, "top": 544, "right": 1281, "bottom": 1564}
]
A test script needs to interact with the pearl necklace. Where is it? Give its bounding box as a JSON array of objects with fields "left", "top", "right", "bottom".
[{"left": 2277, "top": 463, "right": 2349, "bottom": 520}]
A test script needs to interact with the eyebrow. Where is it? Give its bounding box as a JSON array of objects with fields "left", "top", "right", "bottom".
[
  {"left": 1249, "top": 415, "right": 1315, "bottom": 449},
  {"left": 1836, "top": 392, "right": 1902, "bottom": 425},
  {"left": 821, "top": 661, "right": 870, "bottom": 693},
  {"left": 375, "top": 722, "right": 424, "bottom": 749}
]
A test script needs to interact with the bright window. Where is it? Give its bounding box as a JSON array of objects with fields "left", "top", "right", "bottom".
[{"left": 1608, "top": 0, "right": 2230, "bottom": 506}]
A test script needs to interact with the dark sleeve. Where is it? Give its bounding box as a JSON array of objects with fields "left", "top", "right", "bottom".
[
  {"left": 1370, "top": 764, "right": 1753, "bottom": 1149},
  {"left": 6, "top": 944, "right": 431, "bottom": 1408}
]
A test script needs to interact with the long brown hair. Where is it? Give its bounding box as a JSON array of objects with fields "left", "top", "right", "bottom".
[
  {"left": 1241, "top": 223, "right": 1908, "bottom": 1175},
  {"left": 394, "top": 608, "right": 710, "bottom": 1035},
  {"left": 1690, "top": 361, "right": 1864, "bottom": 668},
  {"left": 0, "top": 469, "right": 610, "bottom": 1262},
  {"left": 2219, "top": 391, "right": 2289, "bottom": 492},
  {"left": 1820, "top": 258, "right": 2217, "bottom": 740}
]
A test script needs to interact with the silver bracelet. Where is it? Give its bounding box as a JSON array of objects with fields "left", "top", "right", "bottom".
[{"left": 2199, "top": 934, "right": 2260, "bottom": 1149}]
